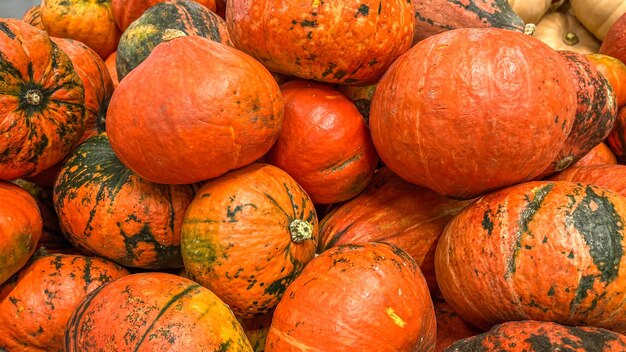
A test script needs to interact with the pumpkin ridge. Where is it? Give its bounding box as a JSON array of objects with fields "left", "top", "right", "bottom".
[
  {"left": 566, "top": 325, "right": 621, "bottom": 349},
  {"left": 64, "top": 282, "right": 108, "bottom": 350}
]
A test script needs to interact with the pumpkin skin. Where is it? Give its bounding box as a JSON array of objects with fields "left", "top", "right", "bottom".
[
  {"left": 573, "top": 142, "right": 617, "bottom": 167},
  {"left": 318, "top": 167, "right": 471, "bottom": 293},
  {"left": 600, "top": 13, "right": 626, "bottom": 75},
  {"left": 412, "top": 0, "right": 526, "bottom": 44},
  {"left": 608, "top": 107, "right": 626, "bottom": 161},
  {"left": 534, "top": 12, "right": 601, "bottom": 54},
  {"left": 336, "top": 84, "right": 376, "bottom": 125},
  {"left": 370, "top": 28, "right": 576, "bottom": 199},
  {"left": 540, "top": 51, "right": 617, "bottom": 175},
  {"left": 51, "top": 37, "right": 114, "bottom": 143},
  {"left": 586, "top": 54, "right": 626, "bottom": 108},
  {"left": 65, "top": 272, "right": 253, "bottom": 352},
  {"left": 445, "top": 320, "right": 626, "bottom": 351},
  {"left": 111, "top": 0, "right": 217, "bottom": 32},
  {"left": 181, "top": 163, "right": 318, "bottom": 318},
  {"left": 266, "top": 81, "right": 378, "bottom": 204},
  {"left": 227, "top": 0, "right": 414, "bottom": 85},
  {"left": 40, "top": 0, "right": 120, "bottom": 59},
  {"left": 22, "top": 5, "right": 45, "bottom": 30},
  {"left": 436, "top": 181, "right": 626, "bottom": 333},
  {"left": 107, "top": 35, "right": 283, "bottom": 185},
  {"left": 104, "top": 52, "right": 119, "bottom": 89},
  {"left": 116, "top": 0, "right": 232, "bottom": 81},
  {"left": 239, "top": 311, "right": 273, "bottom": 352},
  {"left": 0, "top": 253, "right": 129, "bottom": 352},
  {"left": 0, "top": 181, "right": 42, "bottom": 285},
  {"left": 53, "top": 134, "right": 195, "bottom": 268},
  {"left": 434, "top": 298, "right": 482, "bottom": 352},
  {"left": 0, "top": 19, "right": 85, "bottom": 181},
  {"left": 570, "top": 0, "right": 626, "bottom": 40},
  {"left": 265, "top": 242, "right": 436, "bottom": 352},
  {"left": 550, "top": 165, "right": 626, "bottom": 197}
]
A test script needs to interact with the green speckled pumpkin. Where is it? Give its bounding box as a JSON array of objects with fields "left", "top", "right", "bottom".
[{"left": 53, "top": 134, "right": 195, "bottom": 268}]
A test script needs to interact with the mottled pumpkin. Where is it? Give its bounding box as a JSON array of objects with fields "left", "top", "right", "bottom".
[
  {"left": 22, "top": 5, "right": 45, "bottom": 30},
  {"left": 0, "top": 253, "right": 129, "bottom": 352},
  {"left": 181, "top": 163, "right": 318, "bottom": 318},
  {"left": 265, "top": 242, "right": 436, "bottom": 352},
  {"left": 65, "top": 272, "right": 253, "bottom": 351},
  {"left": 116, "top": 0, "right": 232, "bottom": 80},
  {"left": 446, "top": 320, "right": 626, "bottom": 351},
  {"left": 436, "top": 181, "right": 626, "bottom": 333},
  {"left": 0, "top": 19, "right": 85, "bottom": 181},
  {"left": 266, "top": 80, "right": 378, "bottom": 204},
  {"left": 111, "top": 0, "right": 217, "bottom": 32},
  {"left": 107, "top": 35, "right": 283, "bottom": 185},
  {"left": 54, "top": 134, "right": 195, "bottom": 268},
  {"left": 608, "top": 107, "right": 626, "bottom": 161},
  {"left": 336, "top": 83, "right": 377, "bottom": 125},
  {"left": 434, "top": 298, "right": 482, "bottom": 352},
  {"left": 0, "top": 181, "right": 42, "bottom": 285},
  {"left": 227, "top": 0, "right": 414, "bottom": 85},
  {"left": 586, "top": 54, "right": 626, "bottom": 108},
  {"left": 318, "top": 167, "right": 470, "bottom": 292},
  {"left": 573, "top": 142, "right": 617, "bottom": 167},
  {"left": 550, "top": 165, "right": 626, "bottom": 197},
  {"left": 40, "top": 0, "right": 120, "bottom": 59},
  {"left": 370, "top": 28, "right": 576, "bottom": 199}
]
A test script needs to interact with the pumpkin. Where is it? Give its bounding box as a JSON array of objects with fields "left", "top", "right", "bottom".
[
  {"left": 573, "top": 142, "right": 617, "bottom": 167},
  {"left": 412, "top": 0, "right": 526, "bottom": 44},
  {"left": 0, "top": 253, "right": 129, "bottom": 352},
  {"left": 570, "top": 0, "right": 626, "bottom": 40},
  {"left": 116, "top": 0, "right": 232, "bottom": 81},
  {"left": 239, "top": 311, "right": 273, "bottom": 352},
  {"left": 434, "top": 298, "right": 482, "bottom": 352},
  {"left": 436, "top": 181, "right": 626, "bottom": 333},
  {"left": 533, "top": 12, "right": 601, "bottom": 54},
  {"left": 216, "top": 0, "right": 226, "bottom": 18},
  {"left": 318, "top": 167, "right": 471, "bottom": 292},
  {"left": 266, "top": 80, "right": 378, "bottom": 204},
  {"left": 106, "top": 35, "right": 283, "bottom": 185},
  {"left": 54, "top": 134, "right": 195, "bottom": 268},
  {"left": 226, "top": 0, "right": 414, "bottom": 85},
  {"left": 0, "top": 181, "right": 42, "bottom": 285},
  {"left": 370, "top": 28, "right": 576, "bottom": 199},
  {"left": 51, "top": 37, "right": 114, "bottom": 143},
  {"left": 65, "top": 272, "right": 253, "bottom": 351},
  {"left": 0, "top": 19, "right": 85, "bottom": 181},
  {"left": 586, "top": 54, "right": 626, "bottom": 108},
  {"left": 600, "top": 13, "right": 626, "bottom": 71},
  {"left": 111, "top": 0, "right": 217, "bottom": 32},
  {"left": 181, "top": 163, "right": 318, "bottom": 318},
  {"left": 22, "top": 5, "right": 45, "bottom": 30},
  {"left": 539, "top": 50, "right": 617, "bottom": 175},
  {"left": 104, "top": 52, "right": 119, "bottom": 89},
  {"left": 336, "top": 84, "right": 377, "bottom": 125},
  {"left": 550, "top": 165, "right": 626, "bottom": 197},
  {"left": 40, "top": 0, "right": 120, "bottom": 59},
  {"left": 265, "top": 242, "right": 436, "bottom": 352},
  {"left": 445, "top": 320, "right": 626, "bottom": 351},
  {"left": 507, "top": 0, "right": 551, "bottom": 24},
  {"left": 608, "top": 107, "right": 626, "bottom": 161}
]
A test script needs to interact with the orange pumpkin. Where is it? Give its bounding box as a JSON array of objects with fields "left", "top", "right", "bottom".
[
  {"left": 111, "top": 0, "right": 217, "bottom": 31},
  {"left": 608, "top": 107, "right": 626, "bottom": 161},
  {"left": 550, "top": 164, "right": 626, "bottom": 197},
  {"left": 22, "top": 5, "right": 45, "bottom": 30},
  {"left": 572, "top": 142, "right": 617, "bottom": 167},
  {"left": 434, "top": 298, "right": 481, "bottom": 352},
  {"left": 104, "top": 52, "right": 119, "bottom": 89},
  {"left": 586, "top": 53, "right": 626, "bottom": 107},
  {"left": 600, "top": 12, "right": 626, "bottom": 73}
]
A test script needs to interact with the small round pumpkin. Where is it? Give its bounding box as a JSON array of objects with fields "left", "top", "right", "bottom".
[
  {"left": 181, "top": 163, "right": 318, "bottom": 318},
  {"left": 106, "top": 35, "right": 283, "bottom": 185},
  {"left": 434, "top": 298, "right": 482, "bottom": 352},
  {"left": 0, "top": 18, "right": 85, "bottom": 181},
  {"left": 573, "top": 142, "right": 617, "bottom": 167},
  {"left": 436, "top": 181, "right": 626, "bottom": 333},
  {"left": 266, "top": 80, "right": 378, "bottom": 204},
  {"left": 370, "top": 27, "right": 577, "bottom": 199},
  {"left": 533, "top": 12, "right": 601, "bottom": 54},
  {"left": 65, "top": 272, "right": 253, "bottom": 351},
  {"left": 111, "top": 0, "right": 217, "bottom": 32},
  {"left": 22, "top": 5, "right": 45, "bottom": 30},
  {"left": 570, "top": 0, "right": 626, "bottom": 40},
  {"left": 608, "top": 107, "right": 626, "bottom": 161},
  {"left": 550, "top": 165, "right": 626, "bottom": 197},
  {"left": 586, "top": 54, "right": 626, "bottom": 108},
  {"left": 0, "top": 253, "right": 129, "bottom": 352},
  {"left": 265, "top": 242, "right": 436, "bottom": 352},
  {"left": 0, "top": 181, "right": 42, "bottom": 285},
  {"left": 227, "top": 0, "right": 414, "bottom": 85},
  {"left": 54, "top": 134, "right": 195, "bottom": 268}
]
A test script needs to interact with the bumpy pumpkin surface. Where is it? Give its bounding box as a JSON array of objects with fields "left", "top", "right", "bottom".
[
  {"left": 370, "top": 27, "right": 576, "bottom": 199},
  {"left": 573, "top": 142, "right": 617, "bottom": 167},
  {"left": 445, "top": 320, "right": 626, "bottom": 351},
  {"left": 54, "top": 134, "right": 195, "bottom": 268},
  {"left": 116, "top": 0, "right": 232, "bottom": 80},
  {"left": 550, "top": 165, "right": 626, "bottom": 197},
  {"left": 436, "top": 181, "right": 626, "bottom": 333},
  {"left": 434, "top": 298, "right": 482, "bottom": 352},
  {"left": 0, "top": 19, "right": 85, "bottom": 181},
  {"left": 65, "top": 272, "right": 253, "bottom": 351},
  {"left": 107, "top": 35, "right": 283, "bottom": 184},
  {"left": 266, "top": 80, "right": 378, "bottom": 204},
  {"left": 265, "top": 242, "right": 436, "bottom": 352},
  {"left": 0, "top": 181, "right": 42, "bottom": 285},
  {"left": 111, "top": 0, "right": 217, "bottom": 31},
  {"left": 181, "top": 163, "right": 318, "bottom": 318},
  {"left": 318, "top": 167, "right": 470, "bottom": 292},
  {"left": 0, "top": 253, "right": 129, "bottom": 352},
  {"left": 227, "top": 0, "right": 414, "bottom": 85}
]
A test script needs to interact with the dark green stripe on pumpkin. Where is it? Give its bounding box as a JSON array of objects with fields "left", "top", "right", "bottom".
[
  {"left": 446, "top": 0, "right": 524, "bottom": 31},
  {"left": 0, "top": 22, "right": 16, "bottom": 39}
]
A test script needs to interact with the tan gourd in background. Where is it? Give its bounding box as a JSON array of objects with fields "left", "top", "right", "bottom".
[
  {"left": 534, "top": 12, "right": 601, "bottom": 54},
  {"left": 570, "top": 0, "right": 626, "bottom": 40}
]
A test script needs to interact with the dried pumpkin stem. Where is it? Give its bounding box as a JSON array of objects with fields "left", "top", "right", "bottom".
[
  {"left": 25, "top": 89, "right": 43, "bottom": 106},
  {"left": 562, "top": 32, "right": 579, "bottom": 46},
  {"left": 524, "top": 23, "right": 536, "bottom": 36},
  {"left": 289, "top": 219, "right": 313, "bottom": 243}
]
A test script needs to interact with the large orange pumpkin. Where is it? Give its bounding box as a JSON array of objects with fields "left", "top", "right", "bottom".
[
  {"left": 586, "top": 53, "right": 626, "bottom": 108},
  {"left": 106, "top": 35, "right": 283, "bottom": 184},
  {"left": 111, "top": 0, "right": 217, "bottom": 32},
  {"left": 436, "top": 181, "right": 626, "bottom": 333},
  {"left": 573, "top": 142, "right": 617, "bottom": 167},
  {"left": 370, "top": 28, "right": 576, "bottom": 199},
  {"left": 181, "top": 163, "right": 318, "bottom": 318},
  {"left": 226, "top": 0, "right": 414, "bottom": 85},
  {"left": 550, "top": 164, "right": 626, "bottom": 197}
]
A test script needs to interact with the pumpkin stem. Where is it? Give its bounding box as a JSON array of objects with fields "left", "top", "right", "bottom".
[
  {"left": 562, "top": 32, "right": 579, "bottom": 46},
  {"left": 524, "top": 23, "right": 536, "bottom": 36},
  {"left": 162, "top": 29, "right": 187, "bottom": 42},
  {"left": 289, "top": 219, "right": 313, "bottom": 243},
  {"left": 554, "top": 155, "right": 574, "bottom": 172},
  {"left": 25, "top": 89, "right": 43, "bottom": 106}
]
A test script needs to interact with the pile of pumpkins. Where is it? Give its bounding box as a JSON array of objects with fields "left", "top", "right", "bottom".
[{"left": 3, "top": 0, "right": 626, "bottom": 351}]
